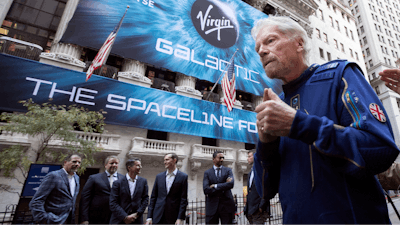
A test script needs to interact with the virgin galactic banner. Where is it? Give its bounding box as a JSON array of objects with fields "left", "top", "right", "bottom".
[
  {"left": 0, "top": 54, "right": 258, "bottom": 144},
  {"left": 61, "top": 0, "right": 283, "bottom": 96}
]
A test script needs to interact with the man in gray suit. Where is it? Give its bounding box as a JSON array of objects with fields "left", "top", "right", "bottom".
[{"left": 29, "top": 154, "right": 81, "bottom": 224}]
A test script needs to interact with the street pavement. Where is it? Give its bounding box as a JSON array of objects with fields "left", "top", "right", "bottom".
[{"left": 388, "top": 196, "right": 400, "bottom": 223}]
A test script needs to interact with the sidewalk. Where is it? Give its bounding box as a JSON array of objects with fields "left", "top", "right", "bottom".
[{"left": 387, "top": 195, "right": 400, "bottom": 223}]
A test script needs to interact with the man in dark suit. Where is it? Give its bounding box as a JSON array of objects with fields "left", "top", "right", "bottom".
[
  {"left": 244, "top": 151, "right": 270, "bottom": 224},
  {"left": 146, "top": 153, "right": 188, "bottom": 225},
  {"left": 203, "top": 150, "right": 235, "bottom": 225},
  {"left": 29, "top": 154, "right": 81, "bottom": 224},
  {"left": 80, "top": 155, "right": 124, "bottom": 224},
  {"left": 110, "top": 158, "right": 149, "bottom": 224}
]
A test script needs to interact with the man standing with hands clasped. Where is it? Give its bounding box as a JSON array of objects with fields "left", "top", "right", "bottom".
[
  {"left": 146, "top": 153, "right": 188, "bottom": 225},
  {"left": 251, "top": 16, "right": 399, "bottom": 223},
  {"left": 203, "top": 150, "right": 235, "bottom": 225},
  {"left": 109, "top": 158, "right": 149, "bottom": 224}
]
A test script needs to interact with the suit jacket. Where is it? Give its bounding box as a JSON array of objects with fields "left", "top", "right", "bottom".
[
  {"left": 244, "top": 169, "right": 268, "bottom": 217},
  {"left": 29, "top": 168, "right": 80, "bottom": 224},
  {"left": 147, "top": 170, "right": 188, "bottom": 224},
  {"left": 80, "top": 172, "right": 124, "bottom": 224},
  {"left": 109, "top": 175, "right": 149, "bottom": 224},
  {"left": 203, "top": 166, "right": 235, "bottom": 216}
]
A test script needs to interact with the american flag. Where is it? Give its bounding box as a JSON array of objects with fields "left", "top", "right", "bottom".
[
  {"left": 222, "top": 59, "right": 236, "bottom": 112},
  {"left": 86, "top": 6, "right": 129, "bottom": 81}
]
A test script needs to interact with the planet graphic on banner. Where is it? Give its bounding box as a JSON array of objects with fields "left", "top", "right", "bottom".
[{"left": 191, "top": 0, "right": 239, "bottom": 48}]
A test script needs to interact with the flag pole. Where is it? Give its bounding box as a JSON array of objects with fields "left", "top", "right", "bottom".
[
  {"left": 206, "top": 49, "right": 239, "bottom": 101},
  {"left": 99, "top": 5, "right": 130, "bottom": 75}
]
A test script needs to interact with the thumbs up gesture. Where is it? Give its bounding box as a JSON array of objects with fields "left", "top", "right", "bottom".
[{"left": 255, "top": 88, "right": 297, "bottom": 143}]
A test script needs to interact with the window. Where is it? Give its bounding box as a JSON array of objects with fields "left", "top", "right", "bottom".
[
  {"left": 366, "top": 48, "right": 371, "bottom": 56},
  {"left": 375, "top": 86, "right": 380, "bottom": 95},
  {"left": 327, "top": 52, "right": 332, "bottom": 61},
  {"left": 358, "top": 16, "right": 362, "bottom": 23},
  {"left": 319, "top": 48, "right": 324, "bottom": 59},
  {"left": 382, "top": 45, "right": 385, "bottom": 53},
  {"left": 202, "top": 137, "right": 217, "bottom": 146},
  {"left": 355, "top": 6, "right": 359, "bottom": 13},
  {"left": 323, "top": 33, "right": 328, "bottom": 43},
  {"left": 147, "top": 130, "right": 168, "bottom": 141},
  {"left": 389, "top": 58, "right": 392, "bottom": 65},
  {"left": 363, "top": 36, "right": 368, "bottom": 45},
  {"left": 319, "top": 9, "right": 324, "bottom": 21},
  {"left": 316, "top": 28, "right": 321, "bottom": 39},
  {"left": 355, "top": 52, "right": 359, "bottom": 61},
  {"left": 350, "top": 49, "right": 354, "bottom": 58},
  {"left": 341, "top": 43, "right": 345, "bottom": 52},
  {"left": 369, "top": 59, "right": 374, "bottom": 67},
  {"left": 350, "top": 30, "right": 354, "bottom": 40},
  {"left": 360, "top": 26, "right": 365, "bottom": 33},
  {"left": 334, "top": 39, "right": 338, "bottom": 49},
  {"left": 336, "top": 20, "right": 340, "bottom": 31},
  {"left": 330, "top": 16, "right": 334, "bottom": 27},
  {"left": 345, "top": 26, "right": 349, "bottom": 37}
]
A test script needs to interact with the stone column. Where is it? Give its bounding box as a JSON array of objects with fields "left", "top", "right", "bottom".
[
  {"left": 252, "top": 95, "right": 263, "bottom": 108},
  {"left": 39, "top": 0, "right": 86, "bottom": 71},
  {"left": 218, "top": 87, "right": 243, "bottom": 109},
  {"left": 175, "top": 73, "right": 202, "bottom": 99},
  {"left": 118, "top": 59, "right": 152, "bottom": 87},
  {"left": 0, "top": 0, "right": 13, "bottom": 26}
]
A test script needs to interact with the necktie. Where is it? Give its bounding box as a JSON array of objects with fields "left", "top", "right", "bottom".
[{"left": 216, "top": 168, "right": 221, "bottom": 182}]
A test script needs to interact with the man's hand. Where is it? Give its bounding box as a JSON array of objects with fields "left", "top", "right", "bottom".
[
  {"left": 255, "top": 88, "right": 296, "bottom": 143},
  {"left": 132, "top": 213, "right": 138, "bottom": 219},
  {"left": 175, "top": 219, "right": 183, "bottom": 225},
  {"left": 145, "top": 218, "right": 153, "bottom": 225},
  {"left": 226, "top": 177, "right": 232, "bottom": 182},
  {"left": 210, "top": 184, "right": 215, "bottom": 188},
  {"left": 81, "top": 221, "right": 89, "bottom": 224},
  {"left": 379, "top": 69, "right": 400, "bottom": 95},
  {"left": 124, "top": 214, "right": 136, "bottom": 224}
]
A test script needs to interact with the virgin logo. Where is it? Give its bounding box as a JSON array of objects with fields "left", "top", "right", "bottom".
[{"left": 191, "top": 0, "right": 239, "bottom": 48}]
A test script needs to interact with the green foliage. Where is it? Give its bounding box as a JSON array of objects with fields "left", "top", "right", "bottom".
[{"left": 0, "top": 99, "right": 106, "bottom": 178}]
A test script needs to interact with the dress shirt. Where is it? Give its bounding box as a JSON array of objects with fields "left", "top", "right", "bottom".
[
  {"left": 126, "top": 173, "right": 137, "bottom": 197},
  {"left": 249, "top": 169, "right": 254, "bottom": 188},
  {"left": 106, "top": 170, "right": 118, "bottom": 187},
  {"left": 166, "top": 168, "right": 178, "bottom": 193},
  {"left": 213, "top": 165, "right": 223, "bottom": 188},
  {"left": 63, "top": 168, "right": 76, "bottom": 197}
]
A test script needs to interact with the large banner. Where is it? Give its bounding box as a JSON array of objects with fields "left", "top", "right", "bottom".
[
  {"left": 0, "top": 54, "right": 258, "bottom": 144},
  {"left": 61, "top": 0, "right": 283, "bottom": 97}
]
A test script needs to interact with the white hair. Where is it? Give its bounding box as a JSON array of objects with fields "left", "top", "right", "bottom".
[{"left": 251, "top": 16, "right": 310, "bottom": 65}]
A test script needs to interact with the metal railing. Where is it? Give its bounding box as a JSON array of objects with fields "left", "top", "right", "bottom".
[
  {"left": 0, "top": 204, "right": 16, "bottom": 224},
  {"left": 186, "top": 195, "right": 282, "bottom": 224},
  {"left": 0, "top": 37, "right": 43, "bottom": 61}
]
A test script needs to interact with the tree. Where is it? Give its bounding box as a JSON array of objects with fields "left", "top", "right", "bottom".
[{"left": 0, "top": 99, "right": 106, "bottom": 195}]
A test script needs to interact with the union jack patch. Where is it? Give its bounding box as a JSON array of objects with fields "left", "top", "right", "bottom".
[{"left": 369, "top": 103, "right": 386, "bottom": 123}]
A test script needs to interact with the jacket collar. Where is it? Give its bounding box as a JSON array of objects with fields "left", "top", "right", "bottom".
[{"left": 282, "top": 64, "right": 319, "bottom": 96}]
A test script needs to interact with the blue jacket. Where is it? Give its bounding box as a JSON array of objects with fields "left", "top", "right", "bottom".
[
  {"left": 29, "top": 168, "right": 80, "bottom": 224},
  {"left": 253, "top": 60, "right": 399, "bottom": 224}
]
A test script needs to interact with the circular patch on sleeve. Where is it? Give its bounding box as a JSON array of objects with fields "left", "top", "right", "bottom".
[{"left": 369, "top": 103, "right": 386, "bottom": 123}]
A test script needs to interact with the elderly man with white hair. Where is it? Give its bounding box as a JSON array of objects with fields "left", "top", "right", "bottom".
[{"left": 251, "top": 15, "right": 399, "bottom": 223}]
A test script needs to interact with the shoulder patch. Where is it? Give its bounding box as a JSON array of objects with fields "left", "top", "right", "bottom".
[
  {"left": 314, "top": 62, "right": 339, "bottom": 73},
  {"left": 310, "top": 72, "right": 335, "bottom": 83},
  {"left": 369, "top": 103, "right": 386, "bottom": 123}
]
